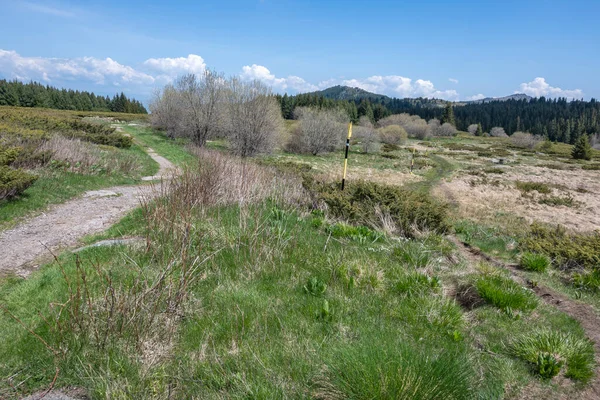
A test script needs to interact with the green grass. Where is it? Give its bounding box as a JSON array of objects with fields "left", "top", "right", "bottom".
[
  {"left": 520, "top": 252, "right": 551, "bottom": 272},
  {"left": 121, "top": 125, "right": 196, "bottom": 166},
  {"left": 515, "top": 181, "right": 552, "bottom": 194},
  {"left": 476, "top": 273, "right": 538, "bottom": 312}
]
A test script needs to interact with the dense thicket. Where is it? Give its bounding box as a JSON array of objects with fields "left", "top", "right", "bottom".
[
  {"left": 0, "top": 80, "right": 147, "bottom": 114},
  {"left": 277, "top": 93, "right": 600, "bottom": 145}
]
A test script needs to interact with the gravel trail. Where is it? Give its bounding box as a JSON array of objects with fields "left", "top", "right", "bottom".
[{"left": 0, "top": 148, "right": 176, "bottom": 277}]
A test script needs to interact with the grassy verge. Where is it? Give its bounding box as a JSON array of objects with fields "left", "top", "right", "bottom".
[{"left": 121, "top": 125, "right": 196, "bottom": 166}]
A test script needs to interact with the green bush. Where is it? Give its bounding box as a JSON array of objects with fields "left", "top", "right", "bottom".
[
  {"left": 326, "top": 223, "right": 382, "bottom": 243},
  {"left": 520, "top": 223, "right": 600, "bottom": 269},
  {"left": 306, "top": 180, "right": 450, "bottom": 238},
  {"left": 515, "top": 181, "right": 551, "bottom": 194},
  {"left": 70, "top": 131, "right": 133, "bottom": 148},
  {"left": 572, "top": 269, "right": 600, "bottom": 292},
  {"left": 0, "top": 165, "right": 37, "bottom": 200},
  {"left": 0, "top": 145, "right": 22, "bottom": 166},
  {"left": 520, "top": 252, "right": 550, "bottom": 272},
  {"left": 509, "top": 330, "right": 595, "bottom": 382},
  {"left": 475, "top": 274, "right": 538, "bottom": 311}
]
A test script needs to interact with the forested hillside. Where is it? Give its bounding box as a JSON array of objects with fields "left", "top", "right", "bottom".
[
  {"left": 0, "top": 80, "right": 147, "bottom": 114},
  {"left": 278, "top": 86, "right": 600, "bottom": 144}
]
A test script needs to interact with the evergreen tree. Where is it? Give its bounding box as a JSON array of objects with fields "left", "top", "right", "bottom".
[
  {"left": 476, "top": 123, "right": 483, "bottom": 136},
  {"left": 572, "top": 135, "right": 593, "bottom": 160},
  {"left": 441, "top": 102, "right": 456, "bottom": 126}
]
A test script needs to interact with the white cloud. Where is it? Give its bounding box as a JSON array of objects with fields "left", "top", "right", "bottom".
[
  {"left": 449, "top": 78, "right": 459, "bottom": 84},
  {"left": 340, "top": 75, "right": 458, "bottom": 100},
  {"left": 518, "top": 77, "right": 583, "bottom": 100},
  {"left": 20, "top": 1, "right": 76, "bottom": 18},
  {"left": 143, "top": 54, "right": 206, "bottom": 82},
  {"left": 0, "top": 49, "right": 155, "bottom": 85},
  {"left": 466, "top": 94, "right": 485, "bottom": 101},
  {"left": 240, "top": 64, "right": 318, "bottom": 92}
]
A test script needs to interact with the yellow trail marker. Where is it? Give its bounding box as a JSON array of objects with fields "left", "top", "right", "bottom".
[{"left": 341, "top": 122, "right": 353, "bottom": 190}]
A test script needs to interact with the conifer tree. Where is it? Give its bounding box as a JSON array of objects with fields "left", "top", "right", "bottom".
[
  {"left": 441, "top": 102, "right": 456, "bottom": 126},
  {"left": 476, "top": 123, "right": 483, "bottom": 136},
  {"left": 572, "top": 135, "right": 593, "bottom": 160}
]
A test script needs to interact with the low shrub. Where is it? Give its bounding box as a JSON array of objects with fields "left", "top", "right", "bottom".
[
  {"left": 475, "top": 274, "right": 538, "bottom": 311},
  {"left": 378, "top": 125, "right": 407, "bottom": 145},
  {"left": 581, "top": 164, "right": 600, "bottom": 170},
  {"left": 381, "top": 143, "right": 400, "bottom": 152},
  {"left": 483, "top": 167, "right": 505, "bottom": 174},
  {"left": 0, "top": 165, "right": 37, "bottom": 200},
  {"left": 520, "top": 252, "right": 550, "bottom": 272},
  {"left": 520, "top": 223, "right": 600, "bottom": 269},
  {"left": 306, "top": 179, "right": 450, "bottom": 238},
  {"left": 538, "top": 194, "right": 577, "bottom": 207},
  {"left": 508, "top": 330, "right": 595, "bottom": 382},
  {"left": 572, "top": 269, "right": 600, "bottom": 292},
  {"left": 515, "top": 181, "right": 551, "bottom": 194}
]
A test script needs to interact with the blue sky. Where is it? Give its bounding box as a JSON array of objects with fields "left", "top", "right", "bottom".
[{"left": 0, "top": 0, "right": 598, "bottom": 103}]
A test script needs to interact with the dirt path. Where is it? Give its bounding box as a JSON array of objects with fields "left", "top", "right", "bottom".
[
  {"left": 0, "top": 148, "right": 177, "bottom": 277},
  {"left": 450, "top": 236, "right": 600, "bottom": 400}
]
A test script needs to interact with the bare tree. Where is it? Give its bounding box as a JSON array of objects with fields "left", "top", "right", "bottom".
[
  {"left": 149, "top": 84, "right": 182, "bottom": 139},
  {"left": 176, "top": 70, "right": 225, "bottom": 146},
  {"left": 293, "top": 107, "right": 348, "bottom": 155},
  {"left": 590, "top": 133, "right": 600, "bottom": 150},
  {"left": 355, "top": 116, "right": 377, "bottom": 153},
  {"left": 224, "top": 78, "right": 283, "bottom": 157},
  {"left": 405, "top": 119, "right": 429, "bottom": 139},
  {"left": 490, "top": 127, "right": 508, "bottom": 137},
  {"left": 467, "top": 124, "right": 478, "bottom": 135},
  {"left": 378, "top": 113, "right": 414, "bottom": 128}
]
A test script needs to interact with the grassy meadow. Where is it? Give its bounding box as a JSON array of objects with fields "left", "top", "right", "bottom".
[{"left": 1, "top": 119, "right": 600, "bottom": 398}]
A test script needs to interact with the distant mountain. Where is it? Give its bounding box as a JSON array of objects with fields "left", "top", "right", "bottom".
[
  {"left": 307, "top": 85, "right": 533, "bottom": 106},
  {"left": 306, "top": 85, "right": 390, "bottom": 102},
  {"left": 466, "top": 93, "right": 533, "bottom": 104}
]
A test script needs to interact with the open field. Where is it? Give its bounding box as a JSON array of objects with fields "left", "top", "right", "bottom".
[{"left": 1, "top": 121, "right": 600, "bottom": 399}]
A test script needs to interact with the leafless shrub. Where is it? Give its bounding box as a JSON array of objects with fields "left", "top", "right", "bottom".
[
  {"left": 426, "top": 118, "right": 441, "bottom": 136},
  {"left": 377, "top": 113, "right": 415, "bottom": 128},
  {"left": 437, "top": 122, "right": 458, "bottom": 137},
  {"left": 354, "top": 117, "right": 378, "bottom": 153},
  {"left": 490, "top": 127, "right": 508, "bottom": 138},
  {"left": 224, "top": 78, "right": 283, "bottom": 157},
  {"left": 467, "top": 124, "right": 479, "bottom": 135},
  {"left": 41, "top": 135, "right": 101, "bottom": 170},
  {"left": 511, "top": 131, "right": 542, "bottom": 149},
  {"left": 378, "top": 125, "right": 407, "bottom": 145},
  {"left": 406, "top": 120, "right": 429, "bottom": 139},
  {"left": 292, "top": 107, "right": 348, "bottom": 155}
]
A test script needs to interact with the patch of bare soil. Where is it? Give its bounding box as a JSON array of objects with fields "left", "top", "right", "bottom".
[
  {"left": 451, "top": 236, "right": 600, "bottom": 400},
  {"left": 433, "top": 165, "right": 600, "bottom": 232},
  {"left": 0, "top": 148, "right": 176, "bottom": 277}
]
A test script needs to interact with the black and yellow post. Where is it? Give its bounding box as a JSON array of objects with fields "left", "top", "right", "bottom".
[
  {"left": 341, "top": 122, "right": 353, "bottom": 190},
  {"left": 410, "top": 147, "right": 415, "bottom": 174}
]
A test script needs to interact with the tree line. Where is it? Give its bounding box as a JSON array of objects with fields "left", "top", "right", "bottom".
[
  {"left": 0, "top": 79, "right": 147, "bottom": 114},
  {"left": 277, "top": 93, "right": 600, "bottom": 145}
]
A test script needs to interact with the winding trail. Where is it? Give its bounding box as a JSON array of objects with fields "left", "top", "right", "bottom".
[
  {"left": 450, "top": 236, "right": 600, "bottom": 400},
  {"left": 0, "top": 148, "right": 177, "bottom": 277}
]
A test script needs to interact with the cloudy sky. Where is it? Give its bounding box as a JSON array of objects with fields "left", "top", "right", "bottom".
[{"left": 0, "top": 0, "right": 597, "bottom": 103}]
